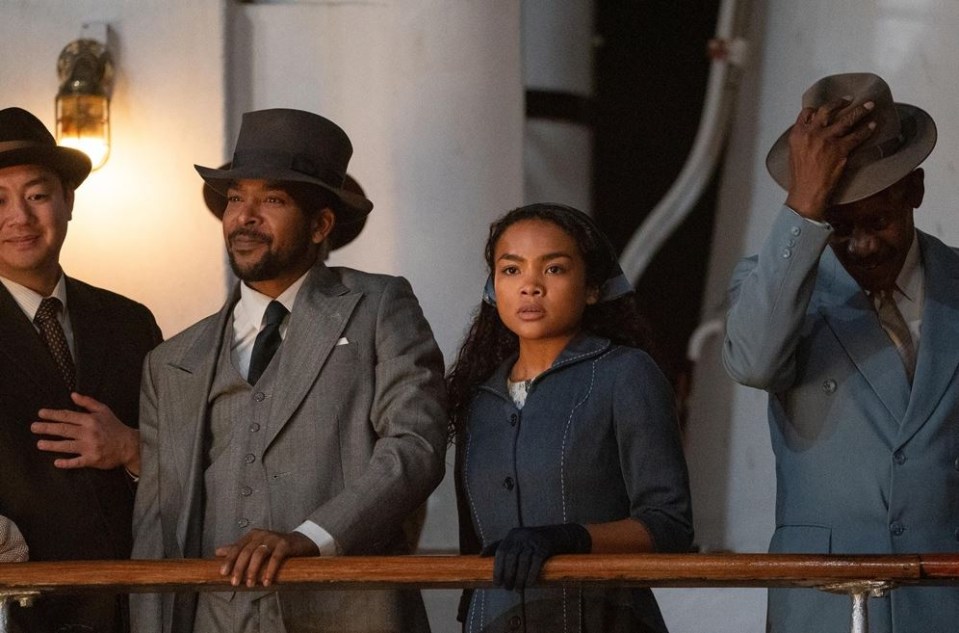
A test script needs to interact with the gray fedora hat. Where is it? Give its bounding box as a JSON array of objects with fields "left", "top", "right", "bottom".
[
  {"left": 195, "top": 108, "right": 373, "bottom": 223},
  {"left": 766, "top": 72, "right": 936, "bottom": 205},
  {"left": 0, "top": 107, "right": 91, "bottom": 188}
]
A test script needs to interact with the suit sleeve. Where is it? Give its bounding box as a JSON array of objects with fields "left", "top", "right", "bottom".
[
  {"left": 306, "top": 276, "right": 448, "bottom": 553},
  {"left": 722, "top": 205, "right": 832, "bottom": 392},
  {"left": 129, "top": 349, "right": 164, "bottom": 633},
  {"left": 614, "top": 351, "right": 693, "bottom": 553}
]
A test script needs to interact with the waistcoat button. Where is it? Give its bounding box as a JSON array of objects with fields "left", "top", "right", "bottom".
[{"left": 503, "top": 477, "right": 514, "bottom": 491}]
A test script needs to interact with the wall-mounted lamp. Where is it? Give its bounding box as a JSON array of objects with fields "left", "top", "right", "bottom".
[{"left": 55, "top": 23, "right": 114, "bottom": 170}]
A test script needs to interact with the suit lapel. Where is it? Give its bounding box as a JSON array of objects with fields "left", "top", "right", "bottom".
[
  {"left": 0, "top": 283, "right": 71, "bottom": 409},
  {"left": 166, "top": 294, "right": 236, "bottom": 555},
  {"left": 818, "top": 249, "right": 911, "bottom": 423},
  {"left": 265, "top": 264, "right": 360, "bottom": 449},
  {"left": 898, "top": 233, "right": 959, "bottom": 445},
  {"left": 66, "top": 278, "right": 108, "bottom": 396}
]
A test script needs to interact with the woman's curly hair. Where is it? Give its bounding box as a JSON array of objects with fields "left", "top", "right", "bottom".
[{"left": 446, "top": 203, "right": 653, "bottom": 442}]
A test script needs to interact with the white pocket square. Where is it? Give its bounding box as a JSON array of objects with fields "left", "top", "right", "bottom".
[{"left": 335, "top": 337, "right": 350, "bottom": 346}]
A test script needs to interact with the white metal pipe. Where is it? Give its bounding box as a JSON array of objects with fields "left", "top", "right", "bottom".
[{"left": 619, "top": 0, "right": 750, "bottom": 282}]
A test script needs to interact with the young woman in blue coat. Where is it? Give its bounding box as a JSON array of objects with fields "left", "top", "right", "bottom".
[{"left": 448, "top": 204, "right": 693, "bottom": 633}]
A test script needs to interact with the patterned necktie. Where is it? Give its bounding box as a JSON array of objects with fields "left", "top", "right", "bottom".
[
  {"left": 34, "top": 297, "right": 76, "bottom": 390},
  {"left": 874, "top": 289, "right": 916, "bottom": 383},
  {"left": 247, "top": 300, "right": 288, "bottom": 384}
]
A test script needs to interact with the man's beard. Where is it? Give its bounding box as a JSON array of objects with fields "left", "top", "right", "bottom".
[{"left": 227, "top": 228, "right": 312, "bottom": 282}]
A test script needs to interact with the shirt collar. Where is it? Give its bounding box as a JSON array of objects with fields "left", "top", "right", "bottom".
[
  {"left": 0, "top": 273, "right": 68, "bottom": 321},
  {"left": 236, "top": 271, "right": 309, "bottom": 333}
]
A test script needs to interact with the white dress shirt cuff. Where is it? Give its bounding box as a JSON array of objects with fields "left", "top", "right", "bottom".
[
  {"left": 784, "top": 204, "right": 832, "bottom": 229},
  {"left": 294, "top": 521, "right": 338, "bottom": 556}
]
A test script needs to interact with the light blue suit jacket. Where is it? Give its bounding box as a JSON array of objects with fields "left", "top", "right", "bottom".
[{"left": 724, "top": 206, "right": 959, "bottom": 633}]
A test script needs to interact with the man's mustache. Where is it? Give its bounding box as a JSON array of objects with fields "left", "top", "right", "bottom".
[{"left": 228, "top": 228, "right": 272, "bottom": 244}]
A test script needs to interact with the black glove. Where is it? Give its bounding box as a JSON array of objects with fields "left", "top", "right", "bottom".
[{"left": 481, "top": 523, "right": 592, "bottom": 591}]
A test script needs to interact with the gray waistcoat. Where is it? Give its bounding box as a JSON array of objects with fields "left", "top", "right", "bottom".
[{"left": 194, "top": 316, "right": 283, "bottom": 633}]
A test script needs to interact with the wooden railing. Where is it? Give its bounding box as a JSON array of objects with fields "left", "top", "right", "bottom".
[{"left": 2, "top": 554, "right": 959, "bottom": 632}]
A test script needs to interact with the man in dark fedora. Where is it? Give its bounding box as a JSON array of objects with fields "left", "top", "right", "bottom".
[
  {"left": 131, "top": 108, "right": 447, "bottom": 633},
  {"left": 724, "top": 73, "right": 959, "bottom": 631},
  {"left": 0, "top": 106, "right": 162, "bottom": 632}
]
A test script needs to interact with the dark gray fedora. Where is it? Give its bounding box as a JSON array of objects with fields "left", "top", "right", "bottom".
[
  {"left": 766, "top": 73, "right": 936, "bottom": 205},
  {"left": 195, "top": 108, "right": 373, "bottom": 223},
  {"left": 0, "top": 107, "right": 91, "bottom": 188}
]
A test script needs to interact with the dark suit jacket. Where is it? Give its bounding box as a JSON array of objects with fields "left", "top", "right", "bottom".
[{"left": 0, "top": 277, "right": 161, "bottom": 633}]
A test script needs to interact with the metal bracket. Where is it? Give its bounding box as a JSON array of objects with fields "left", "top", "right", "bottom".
[{"left": 818, "top": 580, "right": 896, "bottom": 633}]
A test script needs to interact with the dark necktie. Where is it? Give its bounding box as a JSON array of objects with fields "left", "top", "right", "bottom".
[
  {"left": 248, "top": 300, "right": 288, "bottom": 384},
  {"left": 874, "top": 289, "right": 916, "bottom": 383},
  {"left": 34, "top": 297, "right": 76, "bottom": 390}
]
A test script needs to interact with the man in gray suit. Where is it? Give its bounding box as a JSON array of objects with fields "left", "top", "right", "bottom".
[
  {"left": 724, "top": 73, "right": 959, "bottom": 632},
  {"left": 131, "top": 109, "right": 447, "bottom": 633}
]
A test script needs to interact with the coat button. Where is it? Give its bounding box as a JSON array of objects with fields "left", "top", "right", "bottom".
[
  {"left": 889, "top": 522, "right": 904, "bottom": 536},
  {"left": 503, "top": 477, "right": 514, "bottom": 491},
  {"left": 893, "top": 450, "right": 906, "bottom": 465},
  {"left": 240, "top": 486, "right": 253, "bottom": 497},
  {"left": 782, "top": 248, "right": 792, "bottom": 259},
  {"left": 508, "top": 615, "right": 522, "bottom": 630},
  {"left": 254, "top": 392, "right": 266, "bottom": 402},
  {"left": 790, "top": 226, "right": 801, "bottom": 236},
  {"left": 249, "top": 423, "right": 261, "bottom": 433},
  {"left": 954, "top": 457, "right": 959, "bottom": 472},
  {"left": 509, "top": 413, "right": 518, "bottom": 426},
  {"left": 245, "top": 453, "right": 256, "bottom": 464},
  {"left": 822, "top": 379, "right": 837, "bottom": 394},
  {"left": 237, "top": 518, "right": 250, "bottom": 528},
  {"left": 954, "top": 528, "right": 959, "bottom": 542}
]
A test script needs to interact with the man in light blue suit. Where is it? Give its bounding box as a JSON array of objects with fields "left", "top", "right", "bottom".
[{"left": 724, "top": 73, "right": 959, "bottom": 632}]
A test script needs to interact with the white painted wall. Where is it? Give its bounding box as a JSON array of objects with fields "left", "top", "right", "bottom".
[
  {"left": 1, "top": 0, "right": 229, "bottom": 338},
  {"left": 522, "top": 0, "right": 593, "bottom": 210}
]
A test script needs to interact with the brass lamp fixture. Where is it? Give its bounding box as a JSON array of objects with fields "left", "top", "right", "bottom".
[{"left": 55, "top": 24, "right": 114, "bottom": 170}]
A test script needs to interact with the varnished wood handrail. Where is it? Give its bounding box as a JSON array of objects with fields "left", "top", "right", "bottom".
[{"left": 1, "top": 553, "right": 959, "bottom": 594}]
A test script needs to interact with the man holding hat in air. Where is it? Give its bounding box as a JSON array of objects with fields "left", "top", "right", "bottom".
[
  {"left": 131, "top": 108, "right": 446, "bottom": 633},
  {"left": 724, "top": 73, "right": 959, "bottom": 631},
  {"left": 0, "top": 107, "right": 162, "bottom": 632}
]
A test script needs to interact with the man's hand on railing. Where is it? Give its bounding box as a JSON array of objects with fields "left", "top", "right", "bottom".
[{"left": 215, "top": 529, "right": 319, "bottom": 588}]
